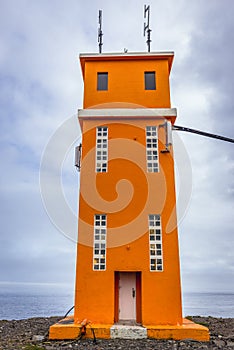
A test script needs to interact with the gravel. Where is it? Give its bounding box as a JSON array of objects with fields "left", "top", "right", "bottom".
[{"left": 0, "top": 316, "right": 233, "bottom": 350}]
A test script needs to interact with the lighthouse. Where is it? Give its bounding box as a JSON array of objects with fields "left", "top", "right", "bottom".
[{"left": 49, "top": 51, "right": 209, "bottom": 340}]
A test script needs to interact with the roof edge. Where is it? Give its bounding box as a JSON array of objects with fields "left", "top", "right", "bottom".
[
  {"left": 79, "top": 51, "right": 175, "bottom": 77},
  {"left": 79, "top": 51, "right": 174, "bottom": 58}
]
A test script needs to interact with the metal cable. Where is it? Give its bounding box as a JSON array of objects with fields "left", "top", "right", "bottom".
[{"left": 173, "top": 125, "right": 234, "bottom": 143}]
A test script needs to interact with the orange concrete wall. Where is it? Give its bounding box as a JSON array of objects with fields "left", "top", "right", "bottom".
[
  {"left": 74, "top": 119, "right": 182, "bottom": 325},
  {"left": 83, "top": 59, "right": 171, "bottom": 109},
  {"left": 74, "top": 54, "right": 182, "bottom": 326}
]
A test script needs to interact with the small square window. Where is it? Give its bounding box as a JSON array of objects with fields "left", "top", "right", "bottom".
[
  {"left": 97, "top": 72, "right": 108, "bottom": 90},
  {"left": 145, "top": 72, "right": 156, "bottom": 90}
]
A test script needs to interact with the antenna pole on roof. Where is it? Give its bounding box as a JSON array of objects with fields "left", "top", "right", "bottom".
[
  {"left": 144, "top": 5, "right": 152, "bottom": 52},
  {"left": 98, "top": 10, "right": 103, "bottom": 54}
]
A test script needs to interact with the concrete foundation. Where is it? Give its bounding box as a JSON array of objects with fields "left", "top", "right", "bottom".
[
  {"left": 49, "top": 317, "right": 210, "bottom": 341},
  {"left": 110, "top": 324, "right": 147, "bottom": 339}
]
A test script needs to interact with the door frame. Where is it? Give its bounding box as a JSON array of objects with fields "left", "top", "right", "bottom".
[{"left": 114, "top": 271, "right": 142, "bottom": 324}]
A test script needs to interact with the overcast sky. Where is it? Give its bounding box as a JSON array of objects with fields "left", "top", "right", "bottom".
[{"left": 0, "top": 0, "right": 233, "bottom": 299}]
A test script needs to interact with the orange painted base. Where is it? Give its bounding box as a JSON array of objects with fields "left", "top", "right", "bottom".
[
  {"left": 49, "top": 317, "right": 209, "bottom": 341},
  {"left": 146, "top": 318, "right": 210, "bottom": 341},
  {"left": 49, "top": 316, "right": 111, "bottom": 340}
]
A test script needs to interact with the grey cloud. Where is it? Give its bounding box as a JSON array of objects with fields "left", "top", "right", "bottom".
[{"left": 0, "top": 0, "right": 233, "bottom": 296}]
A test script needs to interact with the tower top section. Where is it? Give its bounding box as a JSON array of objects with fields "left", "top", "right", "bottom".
[
  {"left": 80, "top": 51, "right": 174, "bottom": 109},
  {"left": 80, "top": 51, "right": 174, "bottom": 76}
]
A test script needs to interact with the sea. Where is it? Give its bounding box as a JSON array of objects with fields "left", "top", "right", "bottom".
[{"left": 0, "top": 286, "right": 233, "bottom": 320}]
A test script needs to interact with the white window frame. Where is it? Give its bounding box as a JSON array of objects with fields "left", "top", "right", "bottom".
[
  {"left": 146, "top": 126, "right": 159, "bottom": 173},
  {"left": 96, "top": 127, "right": 108, "bottom": 173},
  {"left": 148, "top": 214, "right": 163, "bottom": 271},
  {"left": 93, "top": 214, "right": 107, "bottom": 271}
]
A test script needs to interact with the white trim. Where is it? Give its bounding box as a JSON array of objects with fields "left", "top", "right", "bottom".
[
  {"left": 93, "top": 214, "right": 107, "bottom": 271},
  {"left": 79, "top": 51, "right": 174, "bottom": 59},
  {"left": 146, "top": 126, "right": 159, "bottom": 173},
  {"left": 78, "top": 108, "right": 177, "bottom": 119},
  {"left": 148, "top": 214, "right": 163, "bottom": 272},
  {"left": 96, "top": 126, "right": 108, "bottom": 173}
]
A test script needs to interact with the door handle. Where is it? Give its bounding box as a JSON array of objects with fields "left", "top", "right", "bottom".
[{"left": 132, "top": 288, "right": 136, "bottom": 298}]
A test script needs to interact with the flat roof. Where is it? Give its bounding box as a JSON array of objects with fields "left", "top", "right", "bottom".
[
  {"left": 78, "top": 107, "right": 177, "bottom": 118},
  {"left": 78, "top": 108, "right": 177, "bottom": 129},
  {"left": 79, "top": 51, "right": 174, "bottom": 77}
]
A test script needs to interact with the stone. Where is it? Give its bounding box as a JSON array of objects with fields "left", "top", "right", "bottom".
[
  {"left": 32, "top": 334, "right": 45, "bottom": 342},
  {"left": 227, "top": 340, "right": 234, "bottom": 347},
  {"left": 0, "top": 316, "right": 234, "bottom": 350},
  {"left": 213, "top": 339, "right": 226, "bottom": 347}
]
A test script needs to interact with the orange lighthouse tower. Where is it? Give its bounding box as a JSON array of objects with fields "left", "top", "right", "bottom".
[{"left": 49, "top": 52, "right": 209, "bottom": 340}]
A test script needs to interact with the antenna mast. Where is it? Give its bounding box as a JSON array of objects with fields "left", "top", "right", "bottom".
[
  {"left": 144, "top": 5, "right": 152, "bottom": 52},
  {"left": 98, "top": 10, "right": 103, "bottom": 53}
]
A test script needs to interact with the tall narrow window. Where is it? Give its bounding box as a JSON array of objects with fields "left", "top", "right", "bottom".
[
  {"left": 146, "top": 126, "right": 159, "bottom": 173},
  {"left": 144, "top": 71, "right": 156, "bottom": 90},
  {"left": 96, "top": 126, "right": 108, "bottom": 173},
  {"left": 93, "top": 214, "right": 107, "bottom": 271},
  {"left": 148, "top": 214, "right": 163, "bottom": 271},
  {"left": 97, "top": 72, "right": 108, "bottom": 90}
]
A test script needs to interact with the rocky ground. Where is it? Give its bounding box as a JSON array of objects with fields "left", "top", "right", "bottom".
[{"left": 0, "top": 316, "right": 234, "bottom": 350}]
